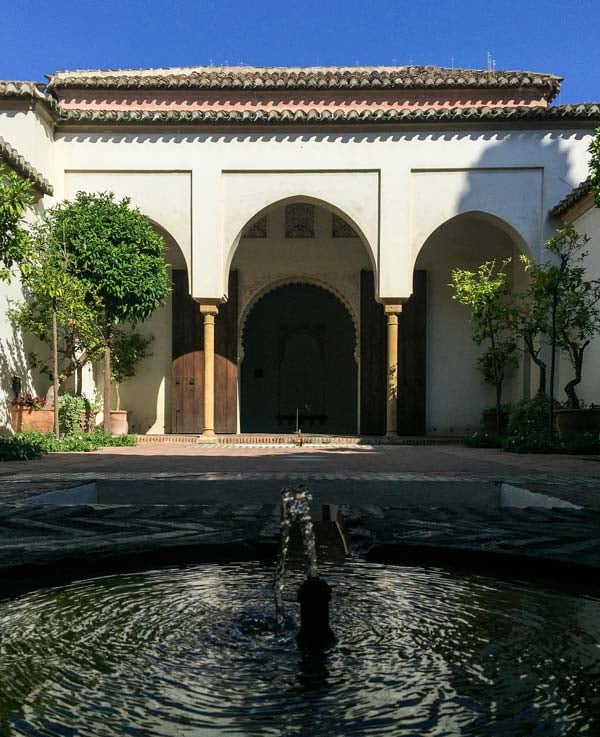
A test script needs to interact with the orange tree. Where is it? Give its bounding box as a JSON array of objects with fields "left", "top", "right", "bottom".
[{"left": 50, "top": 192, "right": 170, "bottom": 432}]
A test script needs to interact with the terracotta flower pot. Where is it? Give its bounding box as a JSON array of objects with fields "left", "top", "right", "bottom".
[
  {"left": 8, "top": 404, "right": 55, "bottom": 433},
  {"left": 481, "top": 408, "right": 509, "bottom": 435},
  {"left": 109, "top": 410, "right": 129, "bottom": 436},
  {"left": 554, "top": 408, "right": 600, "bottom": 436}
]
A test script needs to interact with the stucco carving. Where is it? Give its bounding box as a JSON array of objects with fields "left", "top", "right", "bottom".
[
  {"left": 332, "top": 213, "right": 358, "bottom": 238},
  {"left": 285, "top": 204, "right": 315, "bottom": 238},
  {"left": 243, "top": 215, "right": 268, "bottom": 238},
  {"left": 238, "top": 275, "right": 359, "bottom": 365}
]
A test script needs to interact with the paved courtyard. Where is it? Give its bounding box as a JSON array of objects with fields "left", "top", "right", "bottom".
[
  {"left": 2, "top": 442, "right": 600, "bottom": 577},
  {"left": 1, "top": 441, "right": 600, "bottom": 506}
]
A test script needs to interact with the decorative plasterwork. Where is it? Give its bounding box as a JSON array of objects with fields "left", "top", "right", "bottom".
[
  {"left": 332, "top": 214, "right": 358, "bottom": 238},
  {"left": 285, "top": 204, "right": 314, "bottom": 238},
  {"left": 46, "top": 66, "right": 563, "bottom": 102},
  {"left": 0, "top": 136, "right": 54, "bottom": 195},
  {"left": 243, "top": 215, "right": 268, "bottom": 238},
  {"left": 238, "top": 276, "right": 360, "bottom": 364}
]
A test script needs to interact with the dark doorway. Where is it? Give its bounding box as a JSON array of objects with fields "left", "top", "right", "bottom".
[{"left": 241, "top": 283, "right": 357, "bottom": 434}]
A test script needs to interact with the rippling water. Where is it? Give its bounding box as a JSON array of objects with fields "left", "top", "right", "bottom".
[{"left": 1, "top": 560, "right": 599, "bottom": 736}]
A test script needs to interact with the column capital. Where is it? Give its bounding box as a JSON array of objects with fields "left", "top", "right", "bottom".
[
  {"left": 199, "top": 304, "right": 219, "bottom": 317},
  {"left": 384, "top": 303, "right": 403, "bottom": 316}
]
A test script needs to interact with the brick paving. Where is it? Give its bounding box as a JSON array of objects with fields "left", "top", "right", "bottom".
[
  {"left": 1, "top": 442, "right": 599, "bottom": 505},
  {"left": 1, "top": 442, "right": 600, "bottom": 577}
]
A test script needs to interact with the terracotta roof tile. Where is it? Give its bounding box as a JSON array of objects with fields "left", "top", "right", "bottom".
[
  {"left": 0, "top": 137, "right": 54, "bottom": 195},
  {"left": 0, "top": 80, "right": 58, "bottom": 108},
  {"left": 56, "top": 103, "right": 600, "bottom": 126},
  {"left": 549, "top": 177, "right": 594, "bottom": 217},
  {"left": 46, "top": 65, "right": 562, "bottom": 101}
]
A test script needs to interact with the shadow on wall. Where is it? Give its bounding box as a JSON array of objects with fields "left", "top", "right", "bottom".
[
  {"left": 413, "top": 128, "right": 585, "bottom": 435},
  {"left": 0, "top": 313, "right": 49, "bottom": 436}
]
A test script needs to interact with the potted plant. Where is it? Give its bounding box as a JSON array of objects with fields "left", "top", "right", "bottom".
[
  {"left": 537, "top": 226, "right": 600, "bottom": 435},
  {"left": 8, "top": 393, "right": 54, "bottom": 433}
]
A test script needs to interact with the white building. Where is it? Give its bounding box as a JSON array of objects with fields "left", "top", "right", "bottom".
[{"left": 0, "top": 66, "right": 598, "bottom": 437}]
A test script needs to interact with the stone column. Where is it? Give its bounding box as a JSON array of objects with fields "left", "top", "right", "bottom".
[
  {"left": 199, "top": 304, "right": 219, "bottom": 441},
  {"left": 385, "top": 305, "right": 403, "bottom": 436}
]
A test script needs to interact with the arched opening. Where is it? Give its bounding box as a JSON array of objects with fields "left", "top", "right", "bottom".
[
  {"left": 241, "top": 283, "right": 358, "bottom": 434},
  {"left": 415, "top": 211, "right": 529, "bottom": 435},
  {"left": 116, "top": 220, "right": 188, "bottom": 434}
]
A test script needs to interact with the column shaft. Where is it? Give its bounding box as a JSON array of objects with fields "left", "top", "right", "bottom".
[
  {"left": 385, "top": 305, "right": 402, "bottom": 436},
  {"left": 200, "top": 305, "right": 219, "bottom": 438}
]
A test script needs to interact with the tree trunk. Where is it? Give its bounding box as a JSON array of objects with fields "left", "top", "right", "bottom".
[
  {"left": 524, "top": 336, "right": 547, "bottom": 395},
  {"left": 75, "top": 365, "right": 83, "bottom": 397},
  {"left": 549, "top": 288, "right": 558, "bottom": 438},
  {"left": 488, "top": 320, "right": 502, "bottom": 435},
  {"left": 52, "top": 305, "right": 60, "bottom": 439},
  {"left": 103, "top": 335, "right": 111, "bottom": 434},
  {"left": 564, "top": 343, "right": 587, "bottom": 409}
]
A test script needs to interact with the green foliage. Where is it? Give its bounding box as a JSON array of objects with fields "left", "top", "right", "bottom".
[
  {"left": 529, "top": 225, "right": 600, "bottom": 409},
  {"left": 590, "top": 127, "right": 600, "bottom": 208},
  {"left": 450, "top": 259, "right": 518, "bottom": 431},
  {"left": 111, "top": 331, "right": 153, "bottom": 384},
  {"left": 506, "top": 394, "right": 552, "bottom": 438},
  {"left": 557, "top": 432, "right": 600, "bottom": 455},
  {"left": 58, "top": 393, "right": 98, "bottom": 435},
  {"left": 503, "top": 395, "right": 556, "bottom": 453},
  {"left": 50, "top": 191, "right": 170, "bottom": 325},
  {"left": 17, "top": 430, "right": 137, "bottom": 452},
  {"left": 9, "top": 215, "right": 105, "bottom": 385},
  {"left": 0, "top": 434, "right": 46, "bottom": 461},
  {"left": 477, "top": 339, "right": 519, "bottom": 390},
  {"left": 464, "top": 431, "right": 503, "bottom": 448},
  {"left": 48, "top": 192, "right": 170, "bottom": 423},
  {"left": 0, "top": 164, "right": 33, "bottom": 281},
  {"left": 509, "top": 258, "right": 552, "bottom": 394}
]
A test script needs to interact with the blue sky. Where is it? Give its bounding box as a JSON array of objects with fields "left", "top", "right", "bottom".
[{"left": 1, "top": 0, "right": 599, "bottom": 103}]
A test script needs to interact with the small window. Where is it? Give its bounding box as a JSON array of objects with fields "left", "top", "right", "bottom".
[
  {"left": 332, "top": 213, "right": 358, "bottom": 238},
  {"left": 243, "top": 215, "right": 268, "bottom": 238},
  {"left": 285, "top": 204, "right": 315, "bottom": 238}
]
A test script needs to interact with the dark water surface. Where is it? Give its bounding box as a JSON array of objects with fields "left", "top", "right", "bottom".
[{"left": 1, "top": 560, "right": 599, "bottom": 736}]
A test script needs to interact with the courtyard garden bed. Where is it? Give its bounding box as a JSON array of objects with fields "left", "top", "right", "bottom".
[{"left": 0, "top": 431, "right": 137, "bottom": 461}]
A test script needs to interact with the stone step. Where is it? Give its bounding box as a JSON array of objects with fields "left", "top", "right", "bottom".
[{"left": 136, "top": 433, "right": 465, "bottom": 446}]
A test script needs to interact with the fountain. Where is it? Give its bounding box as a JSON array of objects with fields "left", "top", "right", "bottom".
[
  {"left": 1, "top": 483, "right": 600, "bottom": 734},
  {"left": 274, "top": 485, "right": 335, "bottom": 648}
]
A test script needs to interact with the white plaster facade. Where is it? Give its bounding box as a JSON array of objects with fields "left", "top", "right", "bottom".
[{"left": 1, "top": 67, "right": 599, "bottom": 435}]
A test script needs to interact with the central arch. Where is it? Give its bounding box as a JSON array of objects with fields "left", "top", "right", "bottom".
[{"left": 240, "top": 283, "right": 358, "bottom": 434}]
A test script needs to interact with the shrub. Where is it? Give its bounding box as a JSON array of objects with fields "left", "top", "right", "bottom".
[
  {"left": 557, "top": 432, "right": 600, "bottom": 455},
  {"left": 0, "top": 435, "right": 46, "bottom": 461},
  {"left": 502, "top": 431, "right": 557, "bottom": 454},
  {"left": 58, "top": 393, "right": 98, "bottom": 435},
  {"left": 503, "top": 395, "right": 554, "bottom": 453},
  {"left": 506, "top": 395, "right": 552, "bottom": 436},
  {"left": 17, "top": 430, "right": 137, "bottom": 453},
  {"left": 464, "top": 431, "right": 503, "bottom": 448}
]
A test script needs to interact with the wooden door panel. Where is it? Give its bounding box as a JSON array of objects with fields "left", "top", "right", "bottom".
[
  {"left": 215, "top": 270, "right": 238, "bottom": 433},
  {"left": 171, "top": 269, "right": 238, "bottom": 434},
  {"left": 171, "top": 269, "right": 204, "bottom": 433},
  {"left": 360, "top": 270, "right": 386, "bottom": 435},
  {"left": 398, "top": 270, "right": 427, "bottom": 435}
]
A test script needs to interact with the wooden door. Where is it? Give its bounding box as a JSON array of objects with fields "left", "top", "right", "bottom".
[
  {"left": 397, "top": 270, "right": 427, "bottom": 435},
  {"left": 171, "top": 270, "right": 204, "bottom": 433},
  {"left": 171, "top": 270, "right": 238, "bottom": 433},
  {"left": 360, "top": 270, "right": 387, "bottom": 435},
  {"left": 214, "top": 270, "right": 238, "bottom": 433}
]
